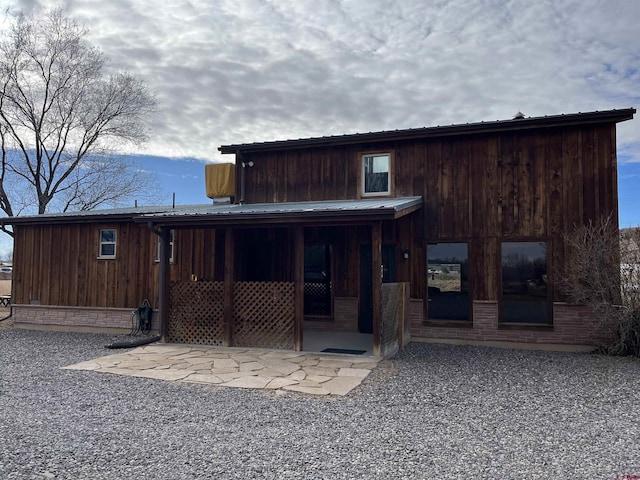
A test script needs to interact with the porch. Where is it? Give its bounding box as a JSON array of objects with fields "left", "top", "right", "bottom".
[
  {"left": 164, "top": 278, "right": 410, "bottom": 357},
  {"left": 141, "top": 198, "right": 421, "bottom": 357}
]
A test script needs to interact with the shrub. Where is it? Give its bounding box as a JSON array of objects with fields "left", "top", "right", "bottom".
[{"left": 559, "top": 215, "right": 640, "bottom": 356}]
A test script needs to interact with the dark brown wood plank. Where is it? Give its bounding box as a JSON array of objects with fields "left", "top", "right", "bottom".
[
  {"left": 499, "top": 134, "right": 514, "bottom": 236},
  {"left": 485, "top": 135, "right": 500, "bottom": 238},
  {"left": 453, "top": 139, "right": 470, "bottom": 237},
  {"left": 223, "top": 228, "right": 234, "bottom": 347},
  {"left": 439, "top": 140, "right": 454, "bottom": 239},
  {"left": 371, "top": 222, "right": 382, "bottom": 356},
  {"left": 293, "top": 225, "right": 304, "bottom": 351}
]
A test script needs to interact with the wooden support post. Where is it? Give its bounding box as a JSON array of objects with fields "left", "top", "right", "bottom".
[
  {"left": 372, "top": 222, "right": 382, "bottom": 356},
  {"left": 223, "top": 227, "right": 235, "bottom": 347},
  {"left": 294, "top": 225, "right": 304, "bottom": 351},
  {"left": 158, "top": 227, "right": 170, "bottom": 341}
]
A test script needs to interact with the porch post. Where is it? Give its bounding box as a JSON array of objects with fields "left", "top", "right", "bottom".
[
  {"left": 294, "top": 225, "right": 304, "bottom": 351},
  {"left": 158, "top": 227, "right": 170, "bottom": 340},
  {"left": 372, "top": 221, "right": 382, "bottom": 356},
  {"left": 223, "top": 227, "right": 235, "bottom": 347}
]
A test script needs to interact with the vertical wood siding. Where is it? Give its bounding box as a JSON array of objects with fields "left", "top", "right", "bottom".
[
  {"left": 12, "top": 224, "right": 223, "bottom": 309},
  {"left": 13, "top": 123, "right": 618, "bottom": 311},
  {"left": 239, "top": 124, "right": 618, "bottom": 302}
]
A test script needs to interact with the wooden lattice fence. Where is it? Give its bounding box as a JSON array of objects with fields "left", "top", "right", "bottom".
[
  {"left": 168, "top": 280, "right": 295, "bottom": 349},
  {"left": 167, "top": 281, "right": 224, "bottom": 345},
  {"left": 233, "top": 281, "right": 295, "bottom": 349}
]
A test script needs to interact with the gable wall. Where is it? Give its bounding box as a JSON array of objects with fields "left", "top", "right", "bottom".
[{"left": 238, "top": 124, "right": 619, "bottom": 301}]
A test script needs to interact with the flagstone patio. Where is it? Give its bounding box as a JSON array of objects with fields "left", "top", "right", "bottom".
[{"left": 63, "top": 344, "right": 382, "bottom": 396}]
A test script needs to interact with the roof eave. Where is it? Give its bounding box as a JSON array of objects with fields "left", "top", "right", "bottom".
[
  {"left": 137, "top": 205, "right": 420, "bottom": 227},
  {"left": 4, "top": 213, "right": 141, "bottom": 226},
  {"left": 219, "top": 108, "right": 636, "bottom": 154}
]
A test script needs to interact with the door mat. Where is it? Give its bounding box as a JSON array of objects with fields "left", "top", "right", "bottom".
[{"left": 321, "top": 348, "right": 367, "bottom": 355}]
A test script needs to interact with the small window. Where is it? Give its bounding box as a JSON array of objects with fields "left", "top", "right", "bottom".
[
  {"left": 362, "top": 153, "right": 390, "bottom": 196},
  {"left": 501, "top": 242, "right": 549, "bottom": 324},
  {"left": 156, "top": 229, "right": 175, "bottom": 263},
  {"left": 427, "top": 243, "right": 469, "bottom": 320},
  {"left": 99, "top": 229, "right": 117, "bottom": 258}
]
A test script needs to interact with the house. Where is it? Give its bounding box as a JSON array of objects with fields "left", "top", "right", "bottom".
[{"left": 4, "top": 108, "right": 635, "bottom": 356}]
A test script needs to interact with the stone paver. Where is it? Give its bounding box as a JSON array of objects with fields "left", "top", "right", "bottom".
[
  {"left": 64, "top": 344, "right": 382, "bottom": 396},
  {"left": 337, "top": 367, "right": 371, "bottom": 378}
]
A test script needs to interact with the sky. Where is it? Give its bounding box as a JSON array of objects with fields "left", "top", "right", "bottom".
[{"left": 1, "top": 0, "right": 639, "bottom": 256}]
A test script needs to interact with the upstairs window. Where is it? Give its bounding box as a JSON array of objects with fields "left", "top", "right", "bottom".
[
  {"left": 99, "top": 229, "right": 117, "bottom": 259},
  {"left": 362, "top": 153, "right": 391, "bottom": 196}
]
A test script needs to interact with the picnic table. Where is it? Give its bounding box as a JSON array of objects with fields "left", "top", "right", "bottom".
[{"left": 0, "top": 295, "right": 10, "bottom": 307}]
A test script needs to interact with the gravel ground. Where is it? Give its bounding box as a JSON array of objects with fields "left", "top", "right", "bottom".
[{"left": 1, "top": 328, "right": 639, "bottom": 479}]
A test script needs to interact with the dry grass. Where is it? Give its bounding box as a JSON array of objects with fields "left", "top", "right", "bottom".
[{"left": 429, "top": 277, "right": 461, "bottom": 292}]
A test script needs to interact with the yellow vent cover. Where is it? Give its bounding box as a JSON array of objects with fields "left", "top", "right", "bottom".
[{"left": 205, "top": 163, "right": 236, "bottom": 199}]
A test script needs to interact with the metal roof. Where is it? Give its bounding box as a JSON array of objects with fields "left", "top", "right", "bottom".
[
  {"left": 138, "top": 197, "right": 423, "bottom": 226},
  {"left": 219, "top": 108, "right": 635, "bottom": 154},
  {"left": 3, "top": 198, "right": 423, "bottom": 227},
  {"left": 3, "top": 204, "right": 209, "bottom": 225}
]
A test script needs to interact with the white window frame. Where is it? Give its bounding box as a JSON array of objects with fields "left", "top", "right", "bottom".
[
  {"left": 361, "top": 152, "right": 392, "bottom": 197},
  {"left": 99, "top": 229, "right": 117, "bottom": 259},
  {"left": 156, "top": 229, "right": 175, "bottom": 263}
]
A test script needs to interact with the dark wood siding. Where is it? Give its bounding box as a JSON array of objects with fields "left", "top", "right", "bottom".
[
  {"left": 12, "top": 224, "right": 225, "bottom": 308},
  {"left": 14, "top": 222, "right": 155, "bottom": 307},
  {"left": 239, "top": 124, "right": 619, "bottom": 301},
  {"left": 12, "top": 122, "right": 620, "bottom": 312}
]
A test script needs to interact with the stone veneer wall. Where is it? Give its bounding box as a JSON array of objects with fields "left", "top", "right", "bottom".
[
  {"left": 12, "top": 305, "right": 159, "bottom": 334},
  {"left": 410, "top": 299, "right": 608, "bottom": 346},
  {"left": 304, "top": 297, "right": 358, "bottom": 332}
]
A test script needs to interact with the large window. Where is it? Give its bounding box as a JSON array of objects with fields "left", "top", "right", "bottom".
[
  {"left": 362, "top": 153, "right": 390, "bottom": 196},
  {"left": 427, "top": 243, "right": 469, "bottom": 321},
  {"left": 501, "top": 242, "right": 549, "bottom": 324},
  {"left": 99, "top": 229, "right": 117, "bottom": 259}
]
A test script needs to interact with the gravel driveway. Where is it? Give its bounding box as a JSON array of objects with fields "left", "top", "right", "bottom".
[{"left": 1, "top": 328, "right": 639, "bottom": 479}]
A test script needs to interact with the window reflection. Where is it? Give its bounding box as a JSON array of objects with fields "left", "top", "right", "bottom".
[
  {"left": 501, "top": 242, "right": 549, "bottom": 324},
  {"left": 427, "top": 243, "right": 469, "bottom": 320}
]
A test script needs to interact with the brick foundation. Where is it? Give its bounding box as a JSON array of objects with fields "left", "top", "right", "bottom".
[
  {"left": 410, "top": 299, "right": 607, "bottom": 346},
  {"left": 12, "top": 305, "right": 159, "bottom": 334}
]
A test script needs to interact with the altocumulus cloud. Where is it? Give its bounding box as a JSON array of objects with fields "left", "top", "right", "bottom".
[{"left": 6, "top": 0, "right": 640, "bottom": 162}]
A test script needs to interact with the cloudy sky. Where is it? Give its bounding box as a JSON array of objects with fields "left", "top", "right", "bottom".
[
  {"left": 6, "top": 0, "right": 639, "bottom": 161},
  {"left": 0, "top": 0, "right": 639, "bottom": 256}
]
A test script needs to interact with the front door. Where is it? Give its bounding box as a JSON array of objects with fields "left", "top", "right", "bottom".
[{"left": 359, "top": 245, "right": 396, "bottom": 333}]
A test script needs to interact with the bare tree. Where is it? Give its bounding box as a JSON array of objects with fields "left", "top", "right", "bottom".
[
  {"left": 0, "top": 8, "right": 158, "bottom": 237},
  {"left": 559, "top": 215, "right": 640, "bottom": 356}
]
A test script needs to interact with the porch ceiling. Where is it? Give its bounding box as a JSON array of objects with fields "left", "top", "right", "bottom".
[{"left": 135, "top": 197, "right": 422, "bottom": 227}]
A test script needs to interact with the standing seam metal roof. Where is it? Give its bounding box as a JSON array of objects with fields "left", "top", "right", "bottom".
[
  {"left": 4, "top": 198, "right": 423, "bottom": 225},
  {"left": 218, "top": 108, "right": 635, "bottom": 154},
  {"left": 136, "top": 197, "right": 423, "bottom": 225}
]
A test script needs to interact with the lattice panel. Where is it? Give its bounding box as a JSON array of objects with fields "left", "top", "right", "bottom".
[
  {"left": 304, "top": 281, "right": 332, "bottom": 315},
  {"left": 168, "top": 281, "right": 225, "bottom": 345},
  {"left": 233, "top": 281, "right": 295, "bottom": 349}
]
